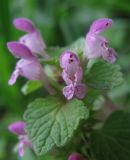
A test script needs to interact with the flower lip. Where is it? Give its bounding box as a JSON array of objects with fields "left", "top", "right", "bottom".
[
  {"left": 16, "top": 59, "right": 43, "bottom": 81},
  {"left": 63, "top": 84, "right": 75, "bottom": 100},
  {"left": 102, "top": 47, "right": 117, "bottom": 63},
  {"left": 13, "top": 18, "right": 36, "bottom": 33}
]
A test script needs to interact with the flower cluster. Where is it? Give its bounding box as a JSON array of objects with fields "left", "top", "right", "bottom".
[
  {"left": 8, "top": 121, "right": 32, "bottom": 157},
  {"left": 85, "top": 18, "right": 117, "bottom": 63},
  {"left": 7, "top": 17, "right": 118, "bottom": 158},
  {"left": 7, "top": 18, "right": 45, "bottom": 85},
  {"left": 60, "top": 51, "right": 86, "bottom": 100},
  {"left": 7, "top": 18, "right": 56, "bottom": 157},
  {"left": 7, "top": 18, "right": 55, "bottom": 94},
  {"left": 7, "top": 17, "right": 117, "bottom": 100}
]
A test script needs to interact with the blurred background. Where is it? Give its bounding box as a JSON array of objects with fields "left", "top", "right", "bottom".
[{"left": 0, "top": 0, "right": 130, "bottom": 159}]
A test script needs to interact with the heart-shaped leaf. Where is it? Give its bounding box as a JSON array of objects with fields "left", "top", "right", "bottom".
[
  {"left": 90, "top": 110, "right": 130, "bottom": 160},
  {"left": 85, "top": 60, "right": 124, "bottom": 90},
  {"left": 24, "top": 97, "right": 89, "bottom": 155}
]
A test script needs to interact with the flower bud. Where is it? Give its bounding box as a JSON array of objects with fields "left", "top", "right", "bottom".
[
  {"left": 8, "top": 121, "right": 26, "bottom": 135},
  {"left": 13, "top": 18, "right": 36, "bottom": 33}
]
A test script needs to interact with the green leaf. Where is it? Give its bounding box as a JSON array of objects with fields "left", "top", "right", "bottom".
[
  {"left": 90, "top": 110, "right": 130, "bottom": 160},
  {"left": 85, "top": 60, "right": 124, "bottom": 90},
  {"left": 66, "top": 37, "right": 85, "bottom": 54},
  {"left": 21, "top": 80, "right": 42, "bottom": 95},
  {"left": 40, "top": 58, "right": 59, "bottom": 67},
  {"left": 0, "top": 138, "right": 6, "bottom": 159},
  {"left": 24, "top": 97, "right": 89, "bottom": 155},
  {"left": 83, "top": 89, "right": 101, "bottom": 107},
  {"left": 45, "top": 47, "right": 64, "bottom": 58},
  {"left": 45, "top": 37, "right": 85, "bottom": 59}
]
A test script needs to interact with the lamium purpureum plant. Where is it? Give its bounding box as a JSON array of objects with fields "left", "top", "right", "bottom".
[{"left": 7, "top": 18, "right": 127, "bottom": 160}]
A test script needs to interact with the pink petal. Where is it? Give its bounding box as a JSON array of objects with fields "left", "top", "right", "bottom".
[
  {"left": 75, "top": 84, "right": 87, "bottom": 99},
  {"left": 18, "top": 141, "right": 25, "bottom": 157},
  {"left": 8, "top": 69, "right": 19, "bottom": 85},
  {"left": 60, "top": 51, "right": 79, "bottom": 69},
  {"left": 20, "top": 31, "right": 46, "bottom": 54},
  {"left": 62, "top": 70, "right": 72, "bottom": 85},
  {"left": 68, "top": 153, "right": 84, "bottom": 160},
  {"left": 17, "top": 59, "right": 43, "bottom": 81},
  {"left": 13, "top": 18, "right": 36, "bottom": 33},
  {"left": 102, "top": 47, "right": 117, "bottom": 63},
  {"left": 8, "top": 121, "right": 26, "bottom": 135},
  {"left": 7, "top": 42, "right": 34, "bottom": 60},
  {"left": 85, "top": 34, "right": 108, "bottom": 59},
  {"left": 22, "top": 138, "right": 32, "bottom": 148},
  {"left": 62, "top": 67, "right": 83, "bottom": 86},
  {"left": 89, "top": 18, "right": 113, "bottom": 34},
  {"left": 63, "top": 84, "right": 75, "bottom": 100},
  {"left": 75, "top": 67, "right": 83, "bottom": 84}
]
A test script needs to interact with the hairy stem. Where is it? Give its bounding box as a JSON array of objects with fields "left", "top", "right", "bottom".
[{"left": 82, "top": 56, "right": 88, "bottom": 70}]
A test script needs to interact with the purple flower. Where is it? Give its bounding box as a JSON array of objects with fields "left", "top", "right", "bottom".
[
  {"left": 13, "top": 18, "right": 46, "bottom": 56},
  {"left": 7, "top": 42, "right": 44, "bottom": 85},
  {"left": 60, "top": 51, "right": 86, "bottom": 100},
  {"left": 89, "top": 18, "right": 113, "bottom": 34},
  {"left": 85, "top": 18, "right": 117, "bottom": 63},
  {"left": 8, "top": 121, "right": 32, "bottom": 157},
  {"left": 68, "top": 153, "right": 84, "bottom": 160}
]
